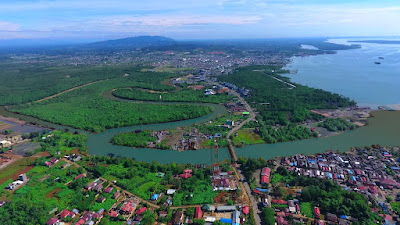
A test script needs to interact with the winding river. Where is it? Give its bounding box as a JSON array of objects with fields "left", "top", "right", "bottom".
[
  {"left": 3, "top": 39, "right": 400, "bottom": 164},
  {"left": 3, "top": 96, "right": 400, "bottom": 164}
]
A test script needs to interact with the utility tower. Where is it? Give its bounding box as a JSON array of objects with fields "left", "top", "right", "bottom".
[{"left": 213, "top": 139, "right": 220, "bottom": 176}]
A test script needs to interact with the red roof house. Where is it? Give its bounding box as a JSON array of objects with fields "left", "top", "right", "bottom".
[
  {"left": 314, "top": 207, "right": 321, "bottom": 219},
  {"left": 135, "top": 207, "right": 147, "bottom": 215},
  {"left": 243, "top": 206, "right": 249, "bottom": 215},
  {"left": 75, "top": 218, "right": 85, "bottom": 225},
  {"left": 60, "top": 209, "right": 70, "bottom": 218},
  {"left": 108, "top": 210, "right": 119, "bottom": 218},
  {"left": 104, "top": 186, "right": 113, "bottom": 193},
  {"left": 261, "top": 175, "right": 269, "bottom": 184},
  {"left": 180, "top": 173, "right": 192, "bottom": 179},
  {"left": 195, "top": 206, "right": 203, "bottom": 219},
  {"left": 47, "top": 218, "right": 59, "bottom": 225},
  {"left": 121, "top": 200, "right": 135, "bottom": 213},
  {"left": 75, "top": 173, "right": 86, "bottom": 180}
]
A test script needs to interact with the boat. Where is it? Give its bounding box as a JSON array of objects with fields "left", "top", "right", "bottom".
[
  {"left": 374, "top": 62, "right": 381, "bottom": 65},
  {"left": 378, "top": 57, "right": 384, "bottom": 59}
]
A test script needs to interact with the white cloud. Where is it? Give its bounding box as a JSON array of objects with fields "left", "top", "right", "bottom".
[
  {"left": 98, "top": 15, "right": 262, "bottom": 27},
  {"left": 0, "top": 21, "right": 19, "bottom": 31}
]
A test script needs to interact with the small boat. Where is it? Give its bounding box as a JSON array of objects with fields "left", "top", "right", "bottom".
[
  {"left": 374, "top": 62, "right": 381, "bottom": 65},
  {"left": 378, "top": 57, "right": 384, "bottom": 59}
]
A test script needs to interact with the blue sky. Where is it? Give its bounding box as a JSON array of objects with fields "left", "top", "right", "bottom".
[{"left": 0, "top": 0, "right": 400, "bottom": 40}]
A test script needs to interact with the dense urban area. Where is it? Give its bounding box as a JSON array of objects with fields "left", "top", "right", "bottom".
[{"left": 0, "top": 36, "right": 399, "bottom": 225}]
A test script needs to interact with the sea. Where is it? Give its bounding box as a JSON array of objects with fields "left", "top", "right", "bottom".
[{"left": 285, "top": 38, "right": 400, "bottom": 109}]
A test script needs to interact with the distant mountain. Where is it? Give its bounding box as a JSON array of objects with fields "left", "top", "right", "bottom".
[{"left": 87, "top": 36, "right": 176, "bottom": 49}]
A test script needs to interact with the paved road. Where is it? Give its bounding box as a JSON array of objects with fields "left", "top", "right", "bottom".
[
  {"left": 219, "top": 86, "right": 260, "bottom": 224},
  {"left": 226, "top": 90, "right": 256, "bottom": 162},
  {"left": 236, "top": 167, "right": 262, "bottom": 225}
]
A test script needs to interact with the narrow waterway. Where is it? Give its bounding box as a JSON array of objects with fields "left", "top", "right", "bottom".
[{"left": 3, "top": 95, "right": 400, "bottom": 164}]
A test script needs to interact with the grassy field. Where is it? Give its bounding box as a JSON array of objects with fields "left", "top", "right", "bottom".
[
  {"left": 391, "top": 202, "right": 400, "bottom": 215},
  {"left": 300, "top": 202, "right": 313, "bottom": 218},
  {"left": 232, "top": 129, "right": 265, "bottom": 146},
  {"left": 89, "top": 188, "right": 118, "bottom": 212},
  {"left": 0, "top": 157, "right": 33, "bottom": 184},
  {"left": 102, "top": 164, "right": 165, "bottom": 200},
  {"left": 270, "top": 173, "right": 284, "bottom": 185},
  {"left": 10, "top": 76, "right": 213, "bottom": 133}
]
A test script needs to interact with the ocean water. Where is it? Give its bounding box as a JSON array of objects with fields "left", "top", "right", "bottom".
[{"left": 284, "top": 38, "right": 400, "bottom": 108}]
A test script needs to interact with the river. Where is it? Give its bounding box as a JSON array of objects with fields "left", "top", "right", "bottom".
[{"left": 4, "top": 38, "right": 400, "bottom": 164}]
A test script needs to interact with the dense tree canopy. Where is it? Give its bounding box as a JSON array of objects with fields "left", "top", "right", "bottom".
[{"left": 219, "top": 66, "right": 356, "bottom": 143}]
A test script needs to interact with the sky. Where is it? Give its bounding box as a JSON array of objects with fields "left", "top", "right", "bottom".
[{"left": 1, "top": 0, "right": 400, "bottom": 41}]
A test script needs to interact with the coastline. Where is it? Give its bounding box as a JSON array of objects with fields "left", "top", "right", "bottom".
[{"left": 387, "top": 104, "right": 400, "bottom": 111}]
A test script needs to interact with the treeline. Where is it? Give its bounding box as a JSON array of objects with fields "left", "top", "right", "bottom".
[
  {"left": 113, "top": 88, "right": 232, "bottom": 104},
  {"left": 256, "top": 121, "right": 316, "bottom": 144},
  {"left": 10, "top": 76, "right": 213, "bottom": 133},
  {"left": 318, "top": 118, "right": 357, "bottom": 132},
  {"left": 219, "top": 65, "right": 356, "bottom": 143}
]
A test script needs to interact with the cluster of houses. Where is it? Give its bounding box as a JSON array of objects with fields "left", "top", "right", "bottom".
[
  {"left": 65, "top": 154, "right": 82, "bottom": 162},
  {"left": 109, "top": 197, "right": 141, "bottom": 220},
  {"left": 212, "top": 170, "right": 237, "bottom": 191},
  {"left": 167, "top": 205, "right": 248, "bottom": 225},
  {"left": 46, "top": 209, "right": 104, "bottom": 225},
  {"left": 199, "top": 204, "right": 249, "bottom": 225},
  {"left": 5, "top": 173, "right": 28, "bottom": 190},
  {"left": 44, "top": 158, "right": 59, "bottom": 167},
  {"left": 225, "top": 101, "right": 248, "bottom": 114},
  {"left": 283, "top": 147, "right": 400, "bottom": 193},
  {"left": 85, "top": 178, "right": 104, "bottom": 192},
  {"left": 221, "top": 82, "right": 250, "bottom": 97},
  {"left": 279, "top": 146, "right": 400, "bottom": 223}
]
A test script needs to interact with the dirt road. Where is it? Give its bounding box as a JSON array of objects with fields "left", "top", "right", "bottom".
[{"left": 35, "top": 80, "right": 106, "bottom": 103}]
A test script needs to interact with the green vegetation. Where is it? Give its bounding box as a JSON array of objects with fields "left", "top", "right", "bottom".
[
  {"left": 318, "top": 118, "right": 357, "bottom": 131},
  {"left": 219, "top": 65, "right": 355, "bottom": 143},
  {"left": 39, "top": 130, "right": 87, "bottom": 156},
  {"left": 391, "top": 202, "right": 400, "bottom": 215},
  {"left": 0, "top": 158, "right": 32, "bottom": 184},
  {"left": 270, "top": 173, "right": 284, "bottom": 185},
  {"left": 113, "top": 87, "right": 232, "bottom": 103},
  {"left": 172, "top": 177, "right": 215, "bottom": 206},
  {"left": 262, "top": 207, "right": 276, "bottom": 225},
  {"left": 10, "top": 73, "right": 213, "bottom": 133},
  {"left": 0, "top": 63, "right": 161, "bottom": 106},
  {"left": 300, "top": 202, "right": 313, "bottom": 217},
  {"left": 232, "top": 129, "right": 265, "bottom": 146},
  {"left": 0, "top": 129, "right": 13, "bottom": 135},
  {"left": 112, "top": 130, "right": 156, "bottom": 148},
  {"left": 202, "top": 138, "right": 229, "bottom": 148},
  {"left": 0, "top": 161, "right": 87, "bottom": 225},
  {"left": 237, "top": 157, "right": 267, "bottom": 190},
  {"left": 285, "top": 174, "right": 379, "bottom": 224},
  {"left": 89, "top": 189, "right": 118, "bottom": 212},
  {"left": 82, "top": 156, "right": 216, "bottom": 206}
]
